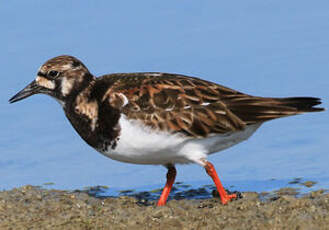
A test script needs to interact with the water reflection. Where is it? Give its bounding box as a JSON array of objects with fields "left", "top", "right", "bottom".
[{"left": 65, "top": 177, "right": 327, "bottom": 204}]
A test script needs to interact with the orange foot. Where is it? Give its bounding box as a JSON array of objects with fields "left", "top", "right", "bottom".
[
  {"left": 205, "top": 161, "right": 238, "bottom": 205},
  {"left": 220, "top": 193, "right": 237, "bottom": 205}
]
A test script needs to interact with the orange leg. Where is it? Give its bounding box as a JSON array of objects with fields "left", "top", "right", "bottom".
[
  {"left": 157, "top": 166, "right": 176, "bottom": 206},
  {"left": 205, "top": 161, "right": 236, "bottom": 205}
]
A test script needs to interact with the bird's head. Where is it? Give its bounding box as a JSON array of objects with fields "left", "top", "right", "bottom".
[{"left": 9, "top": 55, "right": 94, "bottom": 106}]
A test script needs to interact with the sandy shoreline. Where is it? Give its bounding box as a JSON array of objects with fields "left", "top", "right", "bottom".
[{"left": 0, "top": 185, "right": 328, "bottom": 230}]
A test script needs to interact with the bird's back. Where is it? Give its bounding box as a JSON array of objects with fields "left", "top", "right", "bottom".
[{"left": 95, "top": 72, "right": 323, "bottom": 138}]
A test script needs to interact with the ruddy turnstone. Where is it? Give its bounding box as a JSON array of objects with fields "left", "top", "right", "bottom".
[{"left": 9, "top": 55, "right": 324, "bottom": 206}]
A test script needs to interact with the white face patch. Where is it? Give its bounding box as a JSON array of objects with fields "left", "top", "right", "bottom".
[
  {"left": 61, "top": 77, "right": 74, "bottom": 96},
  {"left": 35, "top": 76, "right": 55, "bottom": 89}
]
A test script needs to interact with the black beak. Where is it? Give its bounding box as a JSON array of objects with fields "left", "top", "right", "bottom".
[{"left": 9, "top": 80, "right": 42, "bottom": 103}]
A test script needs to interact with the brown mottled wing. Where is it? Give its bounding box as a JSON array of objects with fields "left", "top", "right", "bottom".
[
  {"left": 100, "top": 73, "right": 246, "bottom": 138},
  {"left": 100, "top": 72, "right": 323, "bottom": 137}
]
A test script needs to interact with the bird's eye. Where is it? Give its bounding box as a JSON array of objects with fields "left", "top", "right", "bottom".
[{"left": 48, "top": 70, "right": 60, "bottom": 78}]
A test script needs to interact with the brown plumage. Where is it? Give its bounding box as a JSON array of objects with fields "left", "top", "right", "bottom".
[
  {"left": 9, "top": 55, "right": 324, "bottom": 206},
  {"left": 96, "top": 72, "right": 323, "bottom": 138}
]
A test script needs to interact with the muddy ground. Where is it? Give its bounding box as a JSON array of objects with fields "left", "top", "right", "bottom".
[{"left": 0, "top": 185, "right": 328, "bottom": 230}]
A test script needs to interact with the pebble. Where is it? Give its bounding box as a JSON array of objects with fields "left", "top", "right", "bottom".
[{"left": 0, "top": 186, "right": 328, "bottom": 229}]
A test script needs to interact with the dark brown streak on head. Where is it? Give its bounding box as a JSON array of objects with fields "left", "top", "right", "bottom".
[
  {"left": 33, "top": 55, "right": 96, "bottom": 103},
  {"left": 37, "top": 71, "right": 47, "bottom": 78}
]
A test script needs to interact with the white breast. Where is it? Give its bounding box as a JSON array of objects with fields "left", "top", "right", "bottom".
[{"left": 98, "top": 115, "right": 261, "bottom": 166}]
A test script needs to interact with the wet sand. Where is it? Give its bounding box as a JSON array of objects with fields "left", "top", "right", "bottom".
[{"left": 0, "top": 185, "right": 328, "bottom": 230}]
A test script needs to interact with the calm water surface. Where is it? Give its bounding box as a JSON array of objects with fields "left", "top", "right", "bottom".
[{"left": 1, "top": 1, "right": 328, "bottom": 195}]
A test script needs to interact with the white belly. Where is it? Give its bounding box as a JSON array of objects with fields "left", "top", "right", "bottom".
[{"left": 98, "top": 115, "right": 261, "bottom": 165}]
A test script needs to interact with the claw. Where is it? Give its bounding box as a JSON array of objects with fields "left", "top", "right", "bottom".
[
  {"left": 205, "top": 161, "right": 236, "bottom": 205},
  {"left": 220, "top": 193, "right": 237, "bottom": 205}
]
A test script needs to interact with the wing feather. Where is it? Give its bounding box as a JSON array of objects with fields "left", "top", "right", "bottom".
[
  {"left": 100, "top": 73, "right": 246, "bottom": 138},
  {"left": 98, "top": 72, "right": 323, "bottom": 138}
]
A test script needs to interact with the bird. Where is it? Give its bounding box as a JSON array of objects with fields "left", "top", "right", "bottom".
[{"left": 9, "top": 55, "right": 324, "bottom": 206}]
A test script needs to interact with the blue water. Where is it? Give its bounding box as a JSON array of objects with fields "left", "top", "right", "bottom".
[{"left": 1, "top": 1, "right": 328, "bottom": 195}]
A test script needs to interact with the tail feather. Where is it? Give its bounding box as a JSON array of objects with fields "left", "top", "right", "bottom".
[
  {"left": 275, "top": 97, "right": 323, "bottom": 112},
  {"left": 226, "top": 96, "right": 324, "bottom": 124}
]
